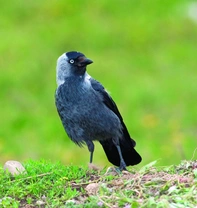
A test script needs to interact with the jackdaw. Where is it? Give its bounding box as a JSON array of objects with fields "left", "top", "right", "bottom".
[{"left": 55, "top": 51, "right": 142, "bottom": 170}]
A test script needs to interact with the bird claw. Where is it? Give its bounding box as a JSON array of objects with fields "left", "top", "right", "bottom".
[{"left": 116, "top": 166, "right": 128, "bottom": 172}]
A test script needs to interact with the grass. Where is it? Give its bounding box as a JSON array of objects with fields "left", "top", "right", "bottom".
[
  {"left": 0, "top": 159, "right": 197, "bottom": 207},
  {"left": 0, "top": 1, "right": 197, "bottom": 168}
]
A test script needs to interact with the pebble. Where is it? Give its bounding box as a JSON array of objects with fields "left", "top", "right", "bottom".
[
  {"left": 3, "top": 160, "right": 26, "bottom": 176},
  {"left": 36, "top": 200, "right": 45, "bottom": 205},
  {"left": 85, "top": 183, "right": 99, "bottom": 195}
]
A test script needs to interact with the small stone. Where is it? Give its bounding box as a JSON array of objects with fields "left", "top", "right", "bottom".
[
  {"left": 4, "top": 160, "right": 26, "bottom": 176},
  {"left": 36, "top": 200, "right": 45, "bottom": 205},
  {"left": 88, "top": 163, "right": 101, "bottom": 171},
  {"left": 65, "top": 199, "right": 76, "bottom": 205},
  {"left": 85, "top": 183, "right": 99, "bottom": 195}
]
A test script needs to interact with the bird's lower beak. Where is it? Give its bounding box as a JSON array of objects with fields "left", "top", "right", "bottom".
[{"left": 78, "top": 57, "right": 93, "bottom": 67}]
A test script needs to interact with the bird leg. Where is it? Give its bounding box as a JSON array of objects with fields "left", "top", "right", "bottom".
[
  {"left": 113, "top": 138, "right": 127, "bottom": 171},
  {"left": 116, "top": 145, "right": 127, "bottom": 171},
  {"left": 86, "top": 140, "right": 95, "bottom": 163}
]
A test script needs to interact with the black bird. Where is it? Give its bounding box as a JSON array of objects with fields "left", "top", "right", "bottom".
[{"left": 55, "top": 51, "right": 142, "bottom": 170}]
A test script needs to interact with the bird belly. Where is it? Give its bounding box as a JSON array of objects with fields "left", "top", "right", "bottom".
[{"left": 56, "top": 86, "right": 122, "bottom": 144}]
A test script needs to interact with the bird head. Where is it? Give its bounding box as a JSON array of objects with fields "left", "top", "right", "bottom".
[{"left": 56, "top": 51, "right": 93, "bottom": 86}]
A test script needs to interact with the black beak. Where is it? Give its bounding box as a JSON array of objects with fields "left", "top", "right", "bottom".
[
  {"left": 78, "top": 57, "right": 93, "bottom": 67},
  {"left": 83, "top": 58, "right": 93, "bottom": 65}
]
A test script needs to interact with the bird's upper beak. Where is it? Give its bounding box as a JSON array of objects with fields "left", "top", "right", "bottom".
[{"left": 78, "top": 56, "right": 93, "bottom": 67}]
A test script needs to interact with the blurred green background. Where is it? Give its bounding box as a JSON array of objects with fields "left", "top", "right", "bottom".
[{"left": 0, "top": 0, "right": 196, "bottom": 168}]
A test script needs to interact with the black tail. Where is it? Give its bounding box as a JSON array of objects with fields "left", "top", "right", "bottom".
[
  {"left": 100, "top": 137, "right": 142, "bottom": 166},
  {"left": 100, "top": 123, "right": 142, "bottom": 167}
]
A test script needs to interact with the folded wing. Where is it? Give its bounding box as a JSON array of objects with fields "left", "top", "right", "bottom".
[{"left": 90, "top": 78, "right": 142, "bottom": 166}]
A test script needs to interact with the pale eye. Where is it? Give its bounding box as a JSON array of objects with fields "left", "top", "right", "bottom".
[{"left": 69, "top": 59, "right": 74, "bottom": 64}]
